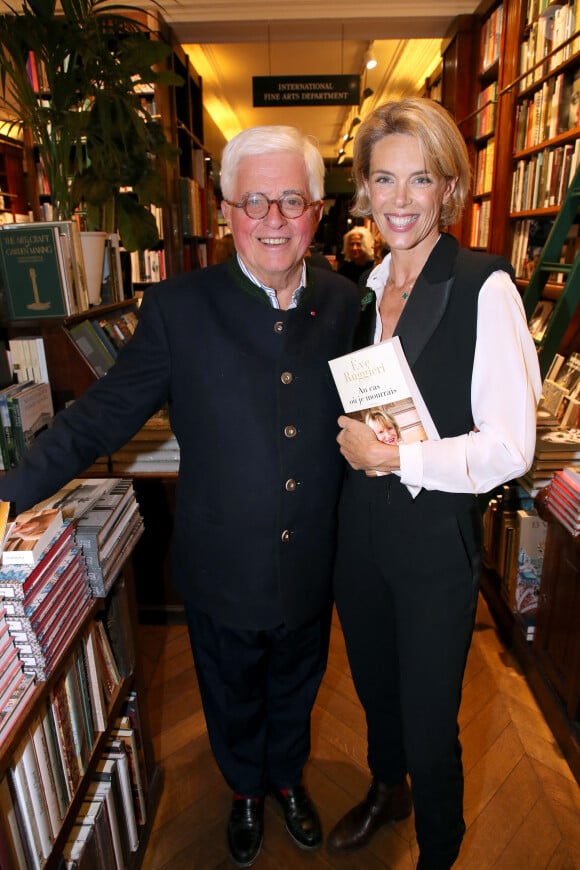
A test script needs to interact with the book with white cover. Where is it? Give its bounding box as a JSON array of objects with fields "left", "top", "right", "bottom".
[{"left": 328, "top": 336, "right": 439, "bottom": 444}]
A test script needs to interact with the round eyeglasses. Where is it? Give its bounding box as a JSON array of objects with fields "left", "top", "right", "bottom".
[{"left": 224, "top": 192, "right": 319, "bottom": 220}]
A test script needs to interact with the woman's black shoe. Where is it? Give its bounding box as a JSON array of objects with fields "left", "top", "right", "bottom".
[{"left": 227, "top": 796, "right": 264, "bottom": 867}]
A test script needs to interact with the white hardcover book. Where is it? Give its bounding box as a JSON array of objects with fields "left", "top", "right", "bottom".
[
  {"left": 30, "top": 714, "right": 63, "bottom": 839},
  {"left": 9, "top": 744, "right": 44, "bottom": 868},
  {"left": 329, "top": 336, "right": 439, "bottom": 442},
  {"left": 329, "top": 337, "right": 439, "bottom": 494},
  {"left": 105, "top": 742, "right": 139, "bottom": 851}
]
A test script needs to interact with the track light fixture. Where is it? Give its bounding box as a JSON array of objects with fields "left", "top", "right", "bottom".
[
  {"left": 337, "top": 152, "right": 346, "bottom": 165},
  {"left": 364, "top": 45, "right": 377, "bottom": 70},
  {"left": 350, "top": 116, "right": 361, "bottom": 131},
  {"left": 362, "top": 87, "right": 374, "bottom": 101}
]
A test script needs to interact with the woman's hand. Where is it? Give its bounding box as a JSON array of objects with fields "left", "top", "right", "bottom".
[{"left": 337, "top": 415, "right": 401, "bottom": 474}]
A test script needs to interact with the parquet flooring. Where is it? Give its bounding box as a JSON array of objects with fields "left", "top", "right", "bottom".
[{"left": 138, "top": 594, "right": 580, "bottom": 869}]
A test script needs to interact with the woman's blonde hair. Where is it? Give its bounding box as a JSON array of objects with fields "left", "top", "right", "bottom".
[{"left": 352, "top": 98, "right": 471, "bottom": 227}]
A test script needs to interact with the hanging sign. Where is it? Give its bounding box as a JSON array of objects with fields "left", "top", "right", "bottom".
[{"left": 253, "top": 75, "right": 360, "bottom": 107}]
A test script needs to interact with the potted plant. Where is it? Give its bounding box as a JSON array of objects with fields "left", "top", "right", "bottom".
[{"left": 0, "top": 0, "right": 180, "bottom": 257}]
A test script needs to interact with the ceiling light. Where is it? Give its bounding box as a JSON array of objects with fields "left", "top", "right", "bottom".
[
  {"left": 337, "top": 152, "right": 346, "bottom": 165},
  {"left": 364, "top": 47, "right": 377, "bottom": 70},
  {"left": 362, "top": 87, "right": 374, "bottom": 101},
  {"left": 343, "top": 133, "right": 352, "bottom": 144}
]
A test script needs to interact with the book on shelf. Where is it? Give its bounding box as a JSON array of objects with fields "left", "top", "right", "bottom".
[
  {"left": 1, "top": 507, "right": 64, "bottom": 567},
  {"left": 93, "top": 620, "right": 122, "bottom": 703},
  {"left": 6, "top": 381, "right": 54, "bottom": 466},
  {"left": 68, "top": 319, "right": 117, "bottom": 378},
  {"left": 328, "top": 336, "right": 438, "bottom": 484},
  {"left": 2, "top": 220, "right": 90, "bottom": 314},
  {"left": 50, "top": 672, "right": 84, "bottom": 798},
  {"left": 0, "top": 773, "right": 29, "bottom": 869},
  {"left": 86, "top": 778, "right": 126, "bottom": 869},
  {"left": 76, "top": 789, "right": 117, "bottom": 868},
  {"left": 94, "top": 753, "right": 134, "bottom": 862},
  {"left": 513, "top": 509, "right": 546, "bottom": 619},
  {"left": 103, "top": 738, "right": 139, "bottom": 852},
  {"left": 8, "top": 335, "right": 49, "bottom": 385},
  {"left": 0, "top": 224, "right": 70, "bottom": 319},
  {"left": 528, "top": 299, "right": 554, "bottom": 345},
  {"left": 29, "top": 714, "right": 63, "bottom": 840},
  {"left": 82, "top": 623, "right": 109, "bottom": 733},
  {"left": 63, "top": 822, "right": 98, "bottom": 868},
  {"left": 10, "top": 735, "right": 52, "bottom": 866},
  {"left": 0, "top": 380, "right": 34, "bottom": 471},
  {"left": 113, "top": 715, "right": 147, "bottom": 826}
]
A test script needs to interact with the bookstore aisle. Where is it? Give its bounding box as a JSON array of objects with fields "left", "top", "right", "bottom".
[{"left": 138, "top": 596, "right": 580, "bottom": 869}]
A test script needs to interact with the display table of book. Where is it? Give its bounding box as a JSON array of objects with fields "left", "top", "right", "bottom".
[{"left": 0, "top": 480, "right": 162, "bottom": 869}]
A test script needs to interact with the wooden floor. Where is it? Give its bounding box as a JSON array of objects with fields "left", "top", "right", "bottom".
[{"left": 138, "top": 595, "right": 580, "bottom": 869}]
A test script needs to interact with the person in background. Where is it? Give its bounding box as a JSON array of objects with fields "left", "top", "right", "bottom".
[
  {"left": 0, "top": 125, "right": 359, "bottom": 869},
  {"left": 214, "top": 231, "right": 236, "bottom": 263},
  {"left": 338, "top": 225, "right": 375, "bottom": 285},
  {"left": 326, "top": 98, "right": 541, "bottom": 869}
]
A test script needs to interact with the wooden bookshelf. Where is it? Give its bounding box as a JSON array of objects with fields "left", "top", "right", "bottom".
[{"left": 0, "top": 562, "right": 162, "bottom": 867}]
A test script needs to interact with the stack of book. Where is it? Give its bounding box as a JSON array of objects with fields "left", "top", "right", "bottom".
[
  {"left": 36, "top": 478, "right": 144, "bottom": 597},
  {"left": 110, "top": 409, "right": 179, "bottom": 474},
  {"left": 0, "top": 510, "right": 93, "bottom": 681},
  {"left": 0, "top": 605, "right": 36, "bottom": 744},
  {"left": 520, "top": 428, "right": 580, "bottom": 496},
  {"left": 545, "top": 466, "right": 580, "bottom": 536}
]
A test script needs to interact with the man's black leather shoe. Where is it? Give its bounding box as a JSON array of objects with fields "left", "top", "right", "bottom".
[
  {"left": 227, "top": 796, "right": 264, "bottom": 867},
  {"left": 271, "top": 785, "right": 322, "bottom": 850},
  {"left": 327, "top": 778, "right": 412, "bottom": 852}
]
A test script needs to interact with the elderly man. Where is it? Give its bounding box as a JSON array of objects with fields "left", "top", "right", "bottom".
[{"left": 0, "top": 125, "right": 359, "bottom": 867}]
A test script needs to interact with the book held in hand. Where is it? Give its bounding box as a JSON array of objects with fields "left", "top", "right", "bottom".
[{"left": 328, "top": 336, "right": 439, "bottom": 446}]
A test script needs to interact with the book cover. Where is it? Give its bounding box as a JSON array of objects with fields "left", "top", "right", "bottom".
[
  {"left": 93, "top": 757, "right": 131, "bottom": 865},
  {"left": 7, "top": 381, "right": 54, "bottom": 463},
  {"left": 103, "top": 739, "right": 139, "bottom": 851},
  {"left": 514, "top": 509, "right": 547, "bottom": 616},
  {"left": 113, "top": 717, "right": 147, "bottom": 825},
  {"left": 33, "top": 478, "right": 116, "bottom": 522},
  {"left": 0, "top": 523, "right": 75, "bottom": 601},
  {"left": 49, "top": 674, "right": 83, "bottom": 797},
  {"left": 8, "top": 744, "right": 45, "bottom": 868},
  {"left": 39, "top": 698, "right": 69, "bottom": 820},
  {"left": 1, "top": 508, "right": 63, "bottom": 567},
  {"left": 328, "top": 336, "right": 438, "bottom": 443},
  {"left": 78, "top": 792, "right": 117, "bottom": 869},
  {"left": 30, "top": 715, "right": 63, "bottom": 839},
  {"left": 329, "top": 337, "right": 439, "bottom": 488},
  {"left": 68, "top": 319, "right": 116, "bottom": 378},
  {"left": 0, "top": 225, "right": 69, "bottom": 319},
  {"left": 0, "top": 381, "right": 34, "bottom": 470}
]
